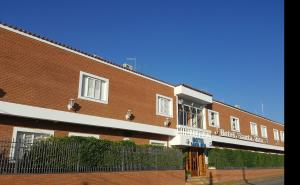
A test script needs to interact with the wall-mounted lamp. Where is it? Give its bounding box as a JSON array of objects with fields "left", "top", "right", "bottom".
[
  {"left": 164, "top": 118, "right": 171, "bottom": 127},
  {"left": 125, "top": 110, "right": 134, "bottom": 120},
  {"left": 214, "top": 128, "right": 220, "bottom": 135},
  {"left": 67, "top": 99, "right": 76, "bottom": 111},
  {"left": 178, "top": 99, "right": 183, "bottom": 104}
]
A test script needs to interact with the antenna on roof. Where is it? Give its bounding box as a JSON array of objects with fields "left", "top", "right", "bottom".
[
  {"left": 261, "top": 103, "right": 264, "bottom": 115},
  {"left": 126, "top": 57, "right": 136, "bottom": 71}
]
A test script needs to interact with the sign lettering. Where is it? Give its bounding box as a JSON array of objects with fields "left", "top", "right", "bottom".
[{"left": 218, "top": 129, "right": 266, "bottom": 144}]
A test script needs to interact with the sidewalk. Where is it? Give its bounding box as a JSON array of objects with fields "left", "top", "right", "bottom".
[{"left": 213, "top": 175, "right": 284, "bottom": 185}]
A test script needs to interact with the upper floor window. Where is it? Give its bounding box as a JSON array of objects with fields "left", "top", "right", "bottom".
[
  {"left": 208, "top": 110, "right": 220, "bottom": 128},
  {"left": 178, "top": 104, "right": 203, "bottom": 128},
  {"left": 261, "top": 125, "right": 268, "bottom": 138},
  {"left": 230, "top": 116, "right": 240, "bottom": 132},
  {"left": 280, "top": 131, "right": 284, "bottom": 142},
  {"left": 250, "top": 122, "right": 258, "bottom": 136},
  {"left": 156, "top": 94, "right": 173, "bottom": 117},
  {"left": 273, "top": 129, "right": 279, "bottom": 141},
  {"left": 78, "top": 71, "right": 109, "bottom": 104}
]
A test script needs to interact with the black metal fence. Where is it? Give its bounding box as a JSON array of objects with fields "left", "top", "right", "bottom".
[{"left": 0, "top": 139, "right": 183, "bottom": 174}]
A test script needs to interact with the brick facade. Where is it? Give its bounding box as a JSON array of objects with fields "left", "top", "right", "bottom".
[
  {"left": 0, "top": 27, "right": 176, "bottom": 129},
  {"left": 0, "top": 24, "right": 283, "bottom": 153},
  {"left": 206, "top": 102, "right": 284, "bottom": 147}
]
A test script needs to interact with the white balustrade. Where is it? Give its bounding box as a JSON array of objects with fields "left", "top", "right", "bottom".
[{"left": 177, "top": 125, "right": 211, "bottom": 138}]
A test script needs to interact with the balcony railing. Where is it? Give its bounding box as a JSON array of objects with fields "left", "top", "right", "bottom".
[{"left": 177, "top": 125, "right": 211, "bottom": 138}]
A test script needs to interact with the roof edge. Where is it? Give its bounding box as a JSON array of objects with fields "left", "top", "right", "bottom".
[
  {"left": 178, "top": 84, "right": 213, "bottom": 96},
  {"left": 0, "top": 21, "right": 175, "bottom": 88}
]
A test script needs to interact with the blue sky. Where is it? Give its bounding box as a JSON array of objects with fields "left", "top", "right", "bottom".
[{"left": 1, "top": 0, "right": 284, "bottom": 123}]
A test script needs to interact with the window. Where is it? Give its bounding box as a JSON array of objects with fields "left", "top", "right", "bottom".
[
  {"left": 69, "top": 132, "right": 99, "bottom": 139},
  {"left": 230, "top": 116, "right": 240, "bottom": 132},
  {"left": 78, "top": 71, "right": 109, "bottom": 103},
  {"left": 156, "top": 94, "right": 173, "bottom": 117},
  {"left": 273, "top": 129, "right": 279, "bottom": 141},
  {"left": 250, "top": 122, "right": 258, "bottom": 136},
  {"left": 178, "top": 105, "right": 184, "bottom": 125},
  {"left": 178, "top": 104, "right": 203, "bottom": 128},
  {"left": 261, "top": 125, "right": 268, "bottom": 138},
  {"left": 11, "top": 127, "right": 54, "bottom": 160},
  {"left": 280, "top": 131, "right": 284, "bottom": 142},
  {"left": 149, "top": 140, "right": 167, "bottom": 147},
  {"left": 208, "top": 110, "right": 220, "bottom": 128}
]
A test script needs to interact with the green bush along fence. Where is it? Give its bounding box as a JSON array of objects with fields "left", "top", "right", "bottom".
[
  {"left": 0, "top": 136, "right": 184, "bottom": 174},
  {"left": 208, "top": 148, "right": 284, "bottom": 169}
]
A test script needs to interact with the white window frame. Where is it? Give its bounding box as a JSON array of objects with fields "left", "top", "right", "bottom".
[
  {"left": 208, "top": 110, "right": 220, "bottom": 128},
  {"left": 273, "top": 129, "right": 279, "bottom": 141},
  {"left": 10, "top": 127, "right": 54, "bottom": 159},
  {"left": 68, "top": 132, "right": 100, "bottom": 139},
  {"left": 280, "top": 131, "right": 284, "bottom": 142},
  {"left": 156, "top": 94, "right": 173, "bottom": 118},
  {"left": 250, "top": 122, "right": 258, "bottom": 136},
  {"left": 78, "top": 71, "right": 109, "bottom": 104},
  {"left": 230, "top": 116, "right": 240, "bottom": 132},
  {"left": 261, "top": 125, "right": 268, "bottom": 138},
  {"left": 149, "top": 140, "right": 168, "bottom": 147}
]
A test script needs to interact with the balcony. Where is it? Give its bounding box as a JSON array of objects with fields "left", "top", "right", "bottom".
[
  {"left": 174, "top": 84, "right": 212, "bottom": 105},
  {"left": 177, "top": 125, "right": 211, "bottom": 138},
  {"left": 170, "top": 125, "right": 213, "bottom": 148}
]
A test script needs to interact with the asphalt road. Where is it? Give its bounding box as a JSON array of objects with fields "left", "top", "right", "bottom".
[{"left": 238, "top": 176, "right": 284, "bottom": 185}]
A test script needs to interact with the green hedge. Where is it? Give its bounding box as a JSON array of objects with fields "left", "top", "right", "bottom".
[
  {"left": 208, "top": 148, "right": 284, "bottom": 169},
  {"left": 24, "top": 136, "right": 183, "bottom": 171}
]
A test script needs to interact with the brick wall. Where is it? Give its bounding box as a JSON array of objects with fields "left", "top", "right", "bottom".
[
  {"left": 206, "top": 102, "right": 284, "bottom": 147},
  {"left": 207, "top": 168, "right": 284, "bottom": 184},
  {"left": 0, "top": 170, "right": 185, "bottom": 185},
  {"left": 0, "top": 27, "right": 176, "bottom": 130}
]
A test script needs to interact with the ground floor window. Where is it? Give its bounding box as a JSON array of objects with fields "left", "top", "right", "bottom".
[
  {"left": 68, "top": 132, "right": 100, "bottom": 139},
  {"left": 149, "top": 140, "right": 167, "bottom": 147},
  {"left": 11, "top": 127, "right": 54, "bottom": 160}
]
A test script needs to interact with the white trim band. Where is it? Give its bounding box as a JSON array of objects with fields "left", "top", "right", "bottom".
[{"left": 0, "top": 101, "right": 177, "bottom": 136}]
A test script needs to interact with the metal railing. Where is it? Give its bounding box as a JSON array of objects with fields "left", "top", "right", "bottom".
[
  {"left": 177, "top": 125, "right": 212, "bottom": 138},
  {"left": 0, "top": 139, "right": 183, "bottom": 175}
]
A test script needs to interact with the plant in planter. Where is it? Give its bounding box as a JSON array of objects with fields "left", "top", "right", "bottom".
[{"left": 185, "top": 170, "right": 191, "bottom": 179}]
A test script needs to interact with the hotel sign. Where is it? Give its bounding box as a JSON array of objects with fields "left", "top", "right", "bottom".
[
  {"left": 217, "top": 129, "right": 267, "bottom": 144},
  {"left": 191, "top": 137, "right": 206, "bottom": 147}
]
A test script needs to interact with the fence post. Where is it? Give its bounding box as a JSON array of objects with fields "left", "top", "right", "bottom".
[
  {"left": 121, "top": 146, "right": 124, "bottom": 171},
  {"left": 155, "top": 148, "right": 158, "bottom": 170},
  {"left": 14, "top": 139, "right": 19, "bottom": 174},
  {"left": 76, "top": 143, "right": 80, "bottom": 172}
]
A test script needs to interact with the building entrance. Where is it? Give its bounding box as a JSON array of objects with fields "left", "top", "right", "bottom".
[{"left": 186, "top": 148, "right": 206, "bottom": 176}]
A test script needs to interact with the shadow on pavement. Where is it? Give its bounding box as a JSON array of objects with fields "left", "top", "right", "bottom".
[
  {"left": 243, "top": 167, "right": 255, "bottom": 185},
  {"left": 209, "top": 172, "right": 213, "bottom": 185}
]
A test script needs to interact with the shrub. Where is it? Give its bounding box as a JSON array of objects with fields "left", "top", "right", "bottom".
[
  {"left": 23, "top": 136, "right": 183, "bottom": 172},
  {"left": 208, "top": 148, "right": 284, "bottom": 169}
]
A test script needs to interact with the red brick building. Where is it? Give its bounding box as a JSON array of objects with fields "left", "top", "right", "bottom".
[{"left": 0, "top": 23, "right": 284, "bottom": 177}]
